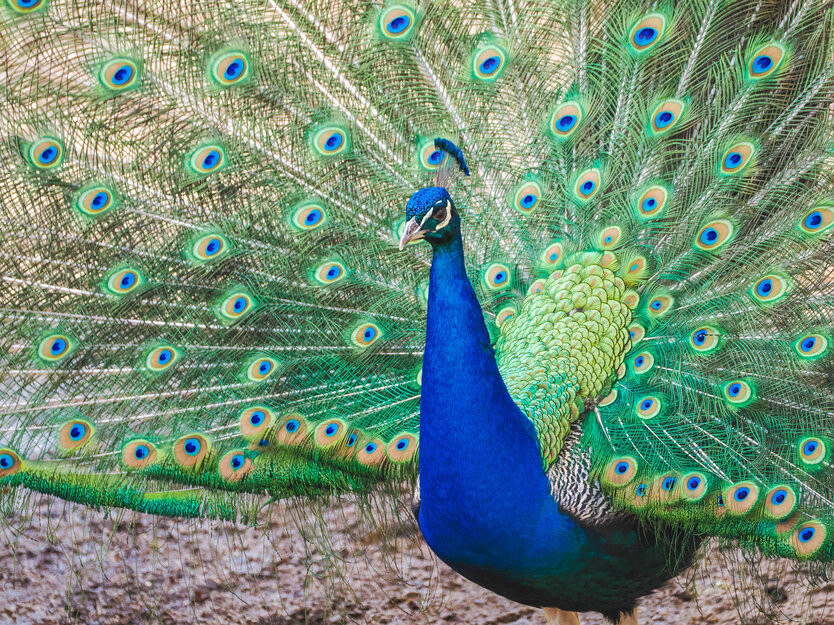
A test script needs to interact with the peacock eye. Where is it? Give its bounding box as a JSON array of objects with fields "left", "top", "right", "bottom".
[{"left": 433, "top": 207, "right": 447, "bottom": 222}]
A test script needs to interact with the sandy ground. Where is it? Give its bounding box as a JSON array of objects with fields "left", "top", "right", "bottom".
[{"left": 1, "top": 495, "right": 834, "bottom": 625}]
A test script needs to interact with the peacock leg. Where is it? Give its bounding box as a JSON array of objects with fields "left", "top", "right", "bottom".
[
  {"left": 618, "top": 608, "right": 638, "bottom": 625},
  {"left": 542, "top": 608, "right": 580, "bottom": 625}
]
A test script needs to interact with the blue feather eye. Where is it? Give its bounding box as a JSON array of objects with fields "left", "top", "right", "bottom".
[
  {"left": 694, "top": 219, "right": 734, "bottom": 251},
  {"left": 73, "top": 183, "right": 118, "bottom": 218},
  {"left": 483, "top": 263, "right": 512, "bottom": 290},
  {"left": 472, "top": 44, "right": 507, "bottom": 81},
  {"left": 720, "top": 141, "right": 755, "bottom": 175},
  {"left": 723, "top": 380, "right": 753, "bottom": 406},
  {"left": 798, "top": 437, "right": 826, "bottom": 465},
  {"left": 58, "top": 419, "right": 94, "bottom": 451},
  {"left": 351, "top": 322, "right": 381, "bottom": 348},
  {"left": 747, "top": 43, "right": 785, "bottom": 79},
  {"left": 662, "top": 476, "right": 678, "bottom": 491},
  {"left": 104, "top": 266, "right": 145, "bottom": 297},
  {"left": 314, "top": 419, "right": 348, "bottom": 448},
  {"left": 276, "top": 414, "right": 310, "bottom": 445},
  {"left": 723, "top": 482, "right": 759, "bottom": 514},
  {"left": 799, "top": 206, "right": 833, "bottom": 235},
  {"left": 387, "top": 433, "right": 418, "bottom": 462},
  {"left": 99, "top": 58, "right": 140, "bottom": 91},
  {"left": 511, "top": 180, "right": 543, "bottom": 214},
  {"left": 655, "top": 111, "right": 672, "bottom": 127},
  {"left": 26, "top": 137, "right": 63, "bottom": 170},
  {"left": 174, "top": 433, "right": 210, "bottom": 468},
  {"left": 356, "top": 438, "right": 386, "bottom": 466},
  {"left": 550, "top": 102, "right": 583, "bottom": 139},
  {"left": 790, "top": 522, "right": 826, "bottom": 557},
  {"left": 243, "top": 355, "right": 279, "bottom": 383},
  {"left": 312, "top": 125, "right": 350, "bottom": 156},
  {"left": 0, "top": 449, "right": 21, "bottom": 477},
  {"left": 122, "top": 439, "right": 157, "bottom": 469},
  {"left": 635, "top": 396, "right": 661, "bottom": 419},
  {"left": 646, "top": 294, "right": 673, "bottom": 317},
  {"left": 314, "top": 260, "right": 347, "bottom": 285},
  {"left": 573, "top": 168, "right": 602, "bottom": 202},
  {"left": 689, "top": 326, "right": 721, "bottom": 353},
  {"left": 417, "top": 139, "right": 448, "bottom": 170},
  {"left": 753, "top": 56, "right": 771, "bottom": 73},
  {"left": 597, "top": 226, "right": 622, "bottom": 249},
  {"left": 217, "top": 290, "right": 257, "bottom": 324},
  {"left": 290, "top": 203, "right": 327, "bottom": 231},
  {"left": 219, "top": 450, "right": 252, "bottom": 482},
  {"left": 649, "top": 99, "right": 685, "bottom": 135},
  {"left": 209, "top": 50, "right": 251, "bottom": 87},
  {"left": 239, "top": 405, "right": 274, "bottom": 440},
  {"left": 625, "top": 256, "right": 647, "bottom": 277},
  {"left": 187, "top": 232, "right": 231, "bottom": 265},
  {"left": 7, "top": 0, "right": 47, "bottom": 13},
  {"left": 631, "top": 351, "right": 654, "bottom": 375},
  {"left": 186, "top": 143, "right": 227, "bottom": 176},
  {"left": 750, "top": 274, "right": 790, "bottom": 305},
  {"left": 762, "top": 485, "right": 796, "bottom": 520},
  {"left": 635, "top": 184, "right": 669, "bottom": 218},
  {"left": 37, "top": 333, "right": 74, "bottom": 362},
  {"left": 634, "top": 27, "right": 657, "bottom": 46},
  {"left": 653, "top": 473, "right": 681, "bottom": 503},
  {"left": 379, "top": 5, "right": 416, "bottom": 39},
  {"left": 145, "top": 345, "right": 180, "bottom": 372},
  {"left": 540, "top": 242, "right": 564, "bottom": 269},
  {"left": 794, "top": 333, "right": 828, "bottom": 358},
  {"left": 628, "top": 323, "right": 645, "bottom": 344},
  {"left": 681, "top": 472, "right": 708, "bottom": 501},
  {"left": 628, "top": 14, "right": 666, "bottom": 53},
  {"left": 603, "top": 457, "right": 637, "bottom": 486},
  {"left": 623, "top": 292, "right": 639, "bottom": 309}
]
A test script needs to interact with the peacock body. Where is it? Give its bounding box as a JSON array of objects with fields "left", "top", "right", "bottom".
[{"left": 1, "top": 0, "right": 833, "bottom": 622}]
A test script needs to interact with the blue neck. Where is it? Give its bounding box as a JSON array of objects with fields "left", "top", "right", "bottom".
[
  {"left": 418, "top": 230, "right": 559, "bottom": 568},
  {"left": 420, "top": 231, "right": 537, "bottom": 446},
  {"left": 415, "top": 231, "right": 692, "bottom": 613}
]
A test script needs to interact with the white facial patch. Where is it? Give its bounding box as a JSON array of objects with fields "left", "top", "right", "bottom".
[{"left": 426, "top": 199, "right": 451, "bottom": 231}]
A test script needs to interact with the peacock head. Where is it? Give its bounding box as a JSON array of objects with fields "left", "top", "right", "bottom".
[
  {"left": 399, "top": 138, "right": 469, "bottom": 250},
  {"left": 399, "top": 187, "right": 459, "bottom": 249}
]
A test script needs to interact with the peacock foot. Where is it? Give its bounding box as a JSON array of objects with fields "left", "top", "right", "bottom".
[
  {"left": 542, "top": 607, "right": 638, "bottom": 625},
  {"left": 542, "top": 608, "right": 580, "bottom": 625}
]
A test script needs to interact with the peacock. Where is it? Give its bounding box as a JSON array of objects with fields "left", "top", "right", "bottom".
[{"left": 1, "top": 0, "right": 833, "bottom": 623}]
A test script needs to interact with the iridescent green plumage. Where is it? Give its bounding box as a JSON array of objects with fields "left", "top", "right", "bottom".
[{"left": 0, "top": 0, "right": 832, "bottom": 604}]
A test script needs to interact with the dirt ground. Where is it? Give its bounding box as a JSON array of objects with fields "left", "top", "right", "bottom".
[{"left": 1, "top": 495, "right": 833, "bottom": 625}]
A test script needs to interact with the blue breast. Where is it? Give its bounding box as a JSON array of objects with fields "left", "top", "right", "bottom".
[{"left": 417, "top": 232, "right": 694, "bottom": 616}]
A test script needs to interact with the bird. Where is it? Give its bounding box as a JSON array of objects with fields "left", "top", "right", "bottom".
[{"left": 0, "top": 0, "right": 832, "bottom": 624}]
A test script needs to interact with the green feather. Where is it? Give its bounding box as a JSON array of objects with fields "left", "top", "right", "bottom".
[{"left": 0, "top": 0, "right": 831, "bottom": 576}]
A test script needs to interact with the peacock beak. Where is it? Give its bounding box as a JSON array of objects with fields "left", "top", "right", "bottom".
[{"left": 399, "top": 217, "right": 428, "bottom": 250}]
